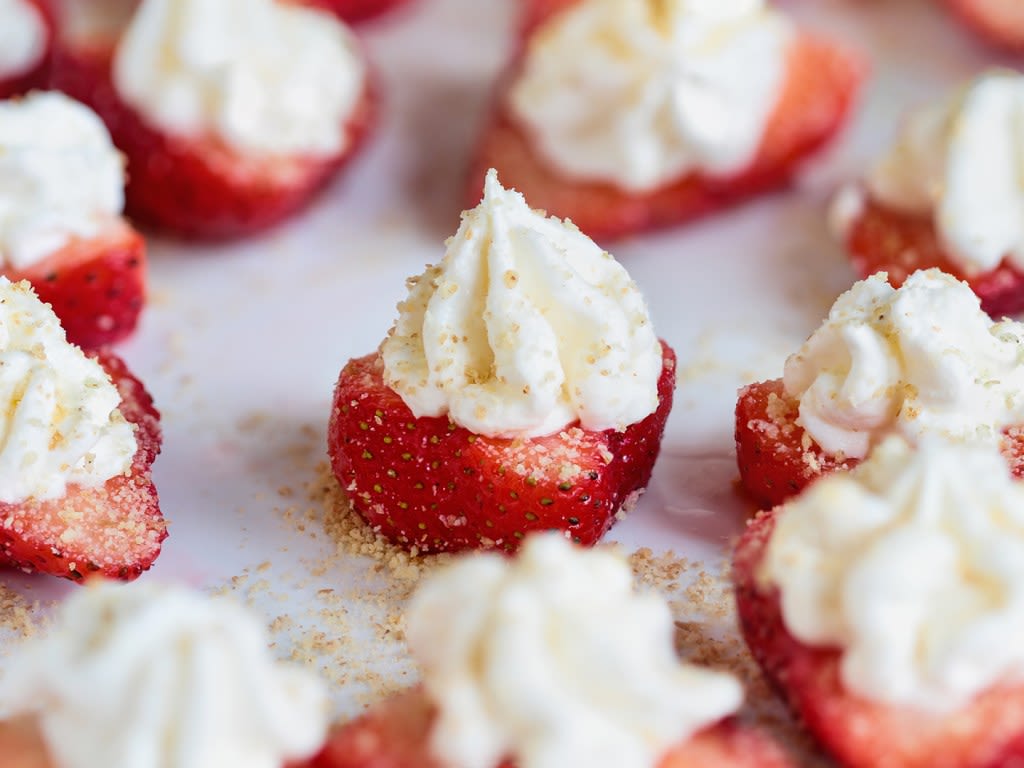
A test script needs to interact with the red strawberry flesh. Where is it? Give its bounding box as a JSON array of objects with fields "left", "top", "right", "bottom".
[
  {"left": 946, "top": 0, "right": 1024, "bottom": 51},
  {"left": 0, "top": 349, "right": 165, "bottom": 582},
  {"left": 50, "top": 39, "right": 376, "bottom": 241},
  {"left": 292, "top": 0, "right": 411, "bottom": 24},
  {"left": 735, "top": 508, "right": 1024, "bottom": 768},
  {"left": 327, "top": 343, "right": 676, "bottom": 554},
  {"left": 0, "top": 0, "right": 54, "bottom": 99},
  {"left": 845, "top": 196, "right": 1024, "bottom": 317},
  {"left": 469, "top": 26, "right": 863, "bottom": 242}
]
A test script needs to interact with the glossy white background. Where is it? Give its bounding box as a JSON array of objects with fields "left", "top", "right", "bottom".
[{"left": 0, "top": 0, "right": 1015, "bottom": 737}]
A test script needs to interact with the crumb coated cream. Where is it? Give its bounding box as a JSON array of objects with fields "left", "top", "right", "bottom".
[
  {"left": 508, "top": 0, "right": 794, "bottom": 191},
  {"left": 0, "top": 0, "right": 46, "bottom": 79},
  {"left": 762, "top": 436, "right": 1024, "bottom": 712},
  {"left": 113, "top": 0, "right": 365, "bottom": 157},
  {"left": 859, "top": 71, "right": 1024, "bottom": 275},
  {"left": 0, "top": 278, "right": 136, "bottom": 503},
  {"left": 783, "top": 269, "right": 1024, "bottom": 460},
  {"left": 407, "top": 533, "right": 743, "bottom": 768},
  {"left": 381, "top": 170, "right": 662, "bottom": 438},
  {"left": 0, "top": 581, "right": 329, "bottom": 768},
  {"left": 0, "top": 92, "right": 124, "bottom": 269}
]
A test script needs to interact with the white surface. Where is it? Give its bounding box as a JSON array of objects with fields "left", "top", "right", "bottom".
[{"left": 0, "top": 0, "right": 1016, "bottom": 752}]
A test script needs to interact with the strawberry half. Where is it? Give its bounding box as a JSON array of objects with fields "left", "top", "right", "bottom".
[
  {"left": 844, "top": 195, "right": 1024, "bottom": 317},
  {"left": 0, "top": 0, "right": 54, "bottom": 100},
  {"left": 50, "top": 39, "right": 376, "bottom": 241},
  {"left": 734, "top": 378, "right": 1024, "bottom": 509},
  {"left": 469, "top": 11, "right": 863, "bottom": 241},
  {"left": 306, "top": 688, "right": 792, "bottom": 768},
  {"left": 946, "top": 0, "right": 1024, "bottom": 51},
  {"left": 293, "top": 0, "right": 411, "bottom": 24},
  {"left": 327, "top": 343, "right": 676, "bottom": 554},
  {"left": 0, "top": 349, "right": 165, "bottom": 582},
  {"left": 3, "top": 219, "right": 146, "bottom": 350},
  {"left": 735, "top": 508, "right": 1024, "bottom": 768}
]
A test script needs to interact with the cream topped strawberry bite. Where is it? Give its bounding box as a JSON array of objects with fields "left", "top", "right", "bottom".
[
  {"left": 734, "top": 268, "right": 1024, "bottom": 508},
  {"left": 328, "top": 171, "right": 676, "bottom": 553},
  {"left": 0, "top": 91, "right": 146, "bottom": 349},
  {"left": 834, "top": 71, "right": 1024, "bottom": 316},
  {"left": 51, "top": 0, "right": 376, "bottom": 240},
  {"left": 317, "top": 533, "right": 792, "bottom": 768},
  {"left": 0, "top": 278, "right": 163, "bottom": 582},
  {"left": 0, "top": 581, "right": 329, "bottom": 768},
  {"left": 736, "top": 436, "right": 1024, "bottom": 768},
  {"left": 470, "top": 0, "right": 863, "bottom": 241},
  {"left": 0, "top": 0, "right": 52, "bottom": 98}
]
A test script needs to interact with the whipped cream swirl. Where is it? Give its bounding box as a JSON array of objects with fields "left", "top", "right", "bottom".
[
  {"left": 382, "top": 170, "right": 663, "bottom": 438},
  {"left": 862, "top": 71, "right": 1024, "bottom": 275},
  {"left": 762, "top": 436, "right": 1024, "bottom": 712},
  {"left": 508, "top": 0, "right": 794, "bottom": 191},
  {"left": 408, "top": 533, "right": 743, "bottom": 768},
  {"left": 0, "top": 92, "right": 125, "bottom": 269},
  {"left": 0, "top": 581, "right": 329, "bottom": 768},
  {"left": 0, "top": 279, "right": 136, "bottom": 502},
  {"left": 0, "top": 0, "right": 46, "bottom": 79},
  {"left": 783, "top": 269, "right": 1024, "bottom": 460},
  {"left": 113, "top": 0, "right": 365, "bottom": 156}
]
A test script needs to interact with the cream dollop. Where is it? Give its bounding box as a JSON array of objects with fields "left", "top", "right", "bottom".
[
  {"left": 0, "top": 92, "right": 125, "bottom": 269},
  {"left": 112, "top": 0, "right": 365, "bottom": 157},
  {"left": 862, "top": 71, "right": 1024, "bottom": 275},
  {"left": 507, "top": 0, "right": 794, "bottom": 191},
  {"left": 0, "top": 581, "right": 329, "bottom": 768},
  {"left": 408, "top": 533, "right": 743, "bottom": 768},
  {"left": 381, "top": 170, "right": 663, "bottom": 438},
  {"left": 0, "top": 0, "right": 46, "bottom": 79},
  {"left": 0, "top": 279, "right": 136, "bottom": 502},
  {"left": 783, "top": 269, "right": 1024, "bottom": 460},
  {"left": 762, "top": 436, "right": 1024, "bottom": 712}
]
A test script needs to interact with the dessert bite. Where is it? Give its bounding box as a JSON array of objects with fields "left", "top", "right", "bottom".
[
  {"left": 0, "top": 580, "right": 329, "bottom": 767},
  {"left": 328, "top": 170, "right": 676, "bottom": 554},
  {"left": 0, "top": 0, "right": 52, "bottom": 99},
  {"left": 946, "top": 0, "right": 1024, "bottom": 51},
  {"left": 470, "top": 0, "right": 863, "bottom": 241},
  {"left": 297, "top": 0, "right": 411, "bottom": 24},
  {"left": 834, "top": 70, "right": 1024, "bottom": 316},
  {"left": 316, "top": 533, "right": 793, "bottom": 768},
  {"left": 735, "top": 268, "right": 1024, "bottom": 509},
  {"left": 735, "top": 436, "right": 1024, "bottom": 768},
  {"left": 0, "top": 91, "right": 146, "bottom": 349},
  {"left": 51, "top": 0, "right": 375, "bottom": 240},
  {"left": 0, "top": 278, "right": 164, "bottom": 582}
]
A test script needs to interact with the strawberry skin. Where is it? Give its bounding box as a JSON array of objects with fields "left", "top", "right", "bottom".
[
  {"left": 469, "top": 25, "right": 863, "bottom": 241},
  {"left": 50, "top": 41, "right": 376, "bottom": 241},
  {"left": 293, "top": 0, "right": 411, "bottom": 24},
  {"left": 0, "top": 0, "right": 54, "bottom": 99},
  {"left": 735, "top": 378, "right": 1024, "bottom": 509},
  {"left": 305, "top": 688, "right": 792, "bottom": 768},
  {"left": 4, "top": 219, "right": 146, "bottom": 350},
  {"left": 845, "top": 196, "right": 1024, "bottom": 317},
  {"left": 327, "top": 343, "right": 676, "bottom": 554},
  {"left": 0, "top": 717, "right": 49, "bottom": 768},
  {"left": 735, "top": 509, "right": 1024, "bottom": 768},
  {"left": 0, "top": 349, "right": 165, "bottom": 582},
  {"left": 946, "top": 0, "right": 1024, "bottom": 51}
]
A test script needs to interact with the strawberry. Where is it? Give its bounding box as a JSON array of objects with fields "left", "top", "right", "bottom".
[
  {"left": 844, "top": 196, "right": 1024, "bottom": 317},
  {"left": 306, "top": 688, "right": 792, "bottom": 768},
  {"left": 0, "top": 0, "right": 54, "bottom": 100},
  {"left": 50, "top": 39, "right": 376, "bottom": 241},
  {"left": 735, "top": 508, "right": 1024, "bottom": 768},
  {"left": 0, "top": 717, "right": 49, "bottom": 768},
  {"left": 3, "top": 219, "right": 146, "bottom": 350},
  {"left": 0, "top": 349, "right": 165, "bottom": 582},
  {"left": 468, "top": 18, "right": 863, "bottom": 241},
  {"left": 946, "top": 0, "right": 1024, "bottom": 51},
  {"left": 735, "top": 378, "right": 1024, "bottom": 509},
  {"left": 293, "top": 0, "right": 411, "bottom": 24},
  {"left": 327, "top": 343, "right": 676, "bottom": 554}
]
